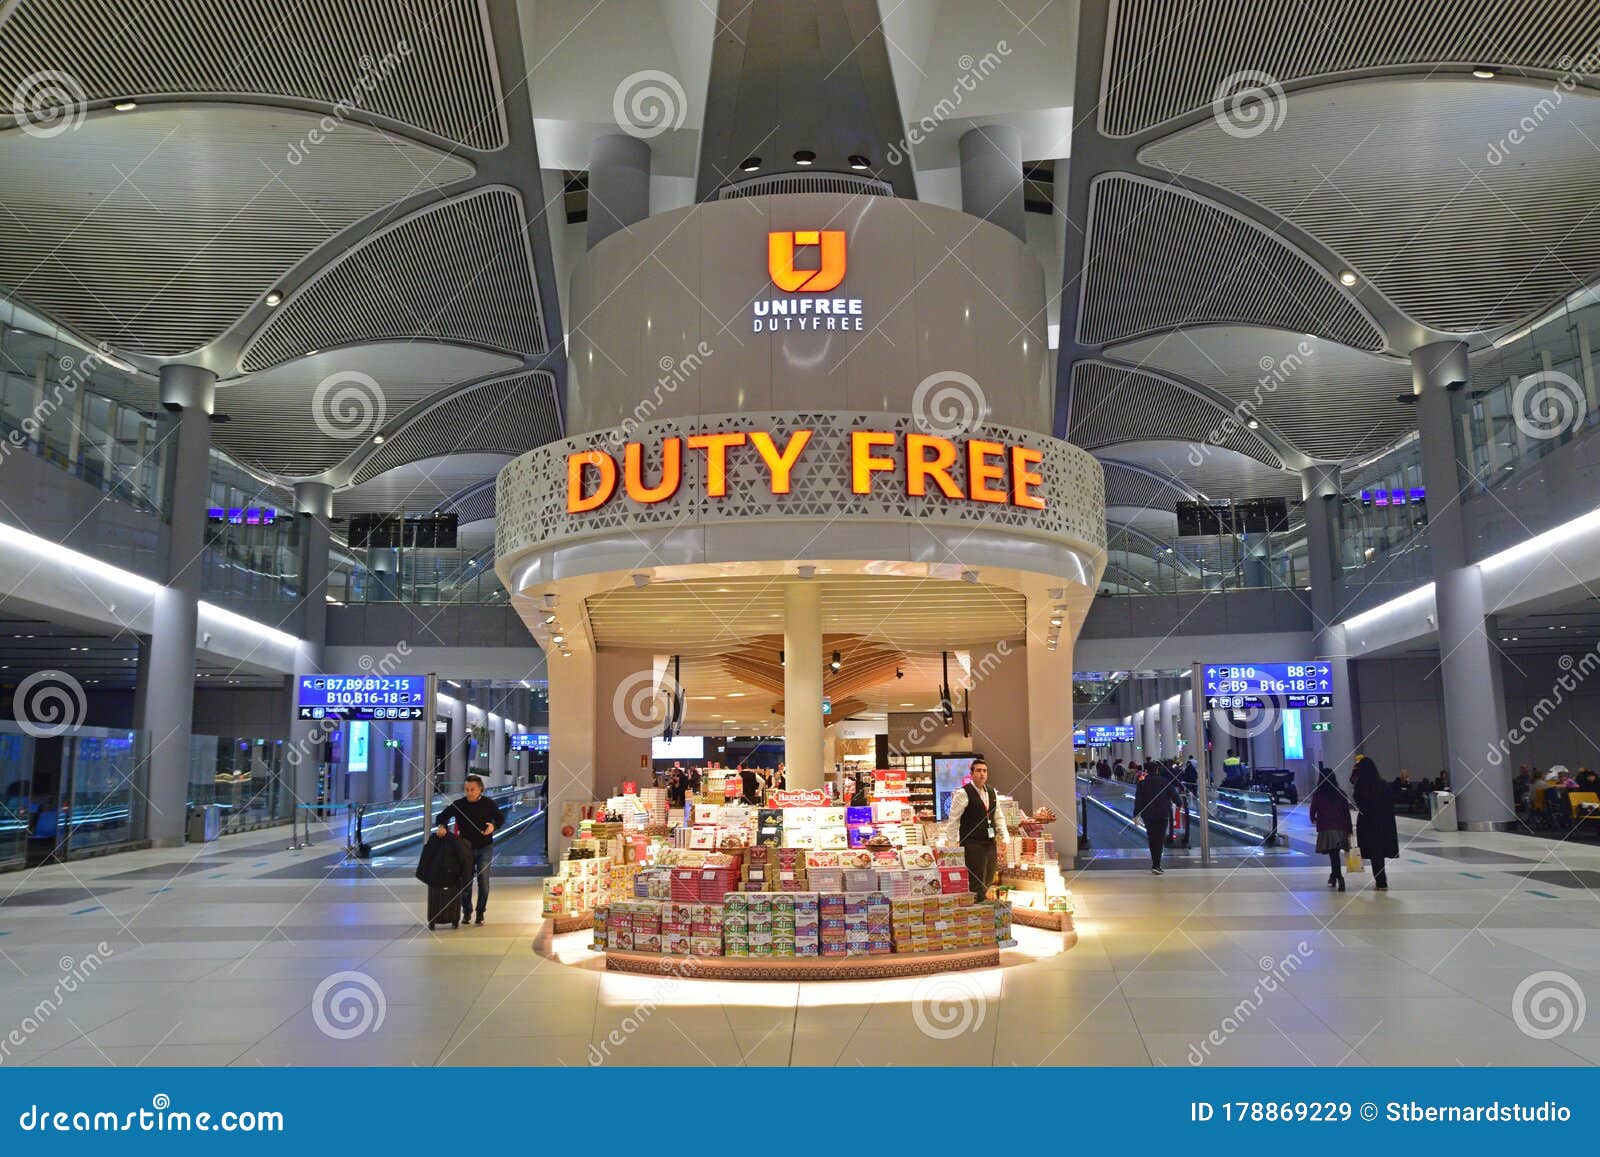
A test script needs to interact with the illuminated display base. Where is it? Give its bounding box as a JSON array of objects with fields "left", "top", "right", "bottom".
[
  {"left": 602, "top": 945, "right": 1001, "bottom": 981},
  {"left": 1010, "top": 906, "right": 1074, "bottom": 934},
  {"left": 548, "top": 912, "right": 592, "bottom": 934}
]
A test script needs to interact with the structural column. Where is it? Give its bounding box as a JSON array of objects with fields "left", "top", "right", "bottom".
[
  {"left": 1413, "top": 341, "right": 1515, "bottom": 828},
  {"left": 1025, "top": 596, "right": 1077, "bottom": 862},
  {"left": 446, "top": 694, "right": 467, "bottom": 786},
  {"left": 287, "top": 481, "right": 333, "bottom": 822},
  {"left": 1158, "top": 688, "right": 1179, "bottom": 760},
  {"left": 1179, "top": 686, "right": 1197, "bottom": 763},
  {"left": 783, "top": 579, "right": 824, "bottom": 789},
  {"left": 141, "top": 364, "right": 214, "bottom": 846},
  {"left": 488, "top": 713, "right": 506, "bottom": 784},
  {"left": 958, "top": 124, "right": 1026, "bottom": 241},
  {"left": 587, "top": 134, "right": 652, "bottom": 249},
  {"left": 1301, "top": 465, "right": 1360, "bottom": 777}
]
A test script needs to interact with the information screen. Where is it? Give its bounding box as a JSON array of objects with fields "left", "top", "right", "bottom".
[
  {"left": 1203, "top": 662, "right": 1333, "bottom": 710},
  {"left": 1085, "top": 724, "right": 1136, "bottom": 745},
  {"left": 510, "top": 733, "right": 549, "bottom": 752},
  {"left": 296, "top": 675, "right": 428, "bottom": 720},
  {"left": 652, "top": 735, "right": 704, "bottom": 760}
]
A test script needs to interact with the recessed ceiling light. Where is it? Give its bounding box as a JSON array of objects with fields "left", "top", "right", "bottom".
[
  {"left": 1338, "top": 271, "right": 1358, "bottom": 287},
  {"left": 727, "top": 692, "right": 744, "bottom": 697},
  {"left": 305, "top": 348, "right": 320, "bottom": 356},
  {"left": 793, "top": 149, "right": 816, "bottom": 166},
  {"left": 542, "top": 613, "right": 557, "bottom": 625},
  {"left": 114, "top": 101, "right": 137, "bottom": 112},
  {"left": 848, "top": 154, "right": 870, "bottom": 170},
  {"left": 371, "top": 433, "right": 385, "bottom": 444},
  {"left": 264, "top": 290, "right": 283, "bottom": 306},
  {"left": 551, "top": 634, "right": 564, "bottom": 643},
  {"left": 1472, "top": 67, "right": 1497, "bottom": 79},
  {"left": 740, "top": 156, "right": 761, "bottom": 172},
  {"left": 1246, "top": 419, "right": 1260, "bottom": 429}
]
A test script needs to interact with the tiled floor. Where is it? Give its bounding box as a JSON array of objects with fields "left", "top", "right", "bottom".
[{"left": 2, "top": 811, "right": 1599, "bottom": 1067}]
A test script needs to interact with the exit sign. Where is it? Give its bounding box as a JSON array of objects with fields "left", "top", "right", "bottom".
[{"left": 1310, "top": 722, "right": 1332, "bottom": 732}]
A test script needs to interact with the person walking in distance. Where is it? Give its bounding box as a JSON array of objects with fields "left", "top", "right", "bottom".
[
  {"left": 1308, "top": 764, "right": 1353, "bottom": 892},
  {"left": 1350, "top": 755, "right": 1399, "bottom": 891},
  {"left": 1133, "top": 762, "right": 1178, "bottom": 874},
  {"left": 435, "top": 775, "right": 504, "bottom": 926},
  {"left": 940, "top": 759, "right": 1009, "bottom": 901}
]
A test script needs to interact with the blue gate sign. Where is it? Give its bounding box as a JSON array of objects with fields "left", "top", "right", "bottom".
[
  {"left": 1085, "top": 724, "right": 1136, "bottom": 744},
  {"left": 296, "top": 675, "right": 428, "bottom": 720},
  {"left": 1202, "top": 662, "right": 1333, "bottom": 710}
]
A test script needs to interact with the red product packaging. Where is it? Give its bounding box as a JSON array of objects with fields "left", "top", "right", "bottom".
[
  {"left": 939, "top": 867, "right": 968, "bottom": 895},
  {"left": 671, "top": 869, "right": 701, "bottom": 901}
]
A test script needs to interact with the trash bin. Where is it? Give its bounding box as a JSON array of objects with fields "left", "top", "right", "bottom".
[
  {"left": 1430, "top": 791, "right": 1457, "bottom": 832},
  {"left": 187, "top": 804, "right": 222, "bottom": 843}
]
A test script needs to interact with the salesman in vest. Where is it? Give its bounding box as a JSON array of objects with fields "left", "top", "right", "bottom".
[{"left": 940, "top": 759, "right": 1009, "bottom": 901}]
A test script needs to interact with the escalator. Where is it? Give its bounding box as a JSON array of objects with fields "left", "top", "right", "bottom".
[{"left": 1076, "top": 774, "right": 1281, "bottom": 859}]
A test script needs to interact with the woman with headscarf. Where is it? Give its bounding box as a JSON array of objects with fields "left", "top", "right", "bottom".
[
  {"left": 1308, "top": 764, "right": 1353, "bottom": 892},
  {"left": 1350, "top": 755, "right": 1399, "bottom": 891}
]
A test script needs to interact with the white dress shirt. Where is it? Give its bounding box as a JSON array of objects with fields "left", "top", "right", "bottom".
[{"left": 941, "top": 784, "right": 1010, "bottom": 845}]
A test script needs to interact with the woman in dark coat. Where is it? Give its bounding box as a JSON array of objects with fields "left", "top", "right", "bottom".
[
  {"left": 1351, "top": 755, "right": 1400, "bottom": 890},
  {"left": 1308, "top": 764, "right": 1353, "bottom": 892}
]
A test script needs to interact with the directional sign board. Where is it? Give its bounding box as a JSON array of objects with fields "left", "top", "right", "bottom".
[
  {"left": 1202, "top": 662, "right": 1334, "bottom": 710},
  {"left": 1085, "top": 724, "right": 1137, "bottom": 745},
  {"left": 296, "top": 675, "right": 428, "bottom": 721}
]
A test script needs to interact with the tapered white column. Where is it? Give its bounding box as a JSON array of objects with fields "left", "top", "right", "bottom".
[{"left": 783, "top": 579, "right": 824, "bottom": 789}]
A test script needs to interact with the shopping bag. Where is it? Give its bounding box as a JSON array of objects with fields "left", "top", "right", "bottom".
[{"left": 1345, "top": 844, "right": 1365, "bottom": 873}]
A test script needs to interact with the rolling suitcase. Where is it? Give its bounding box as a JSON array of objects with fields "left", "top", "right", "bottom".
[{"left": 428, "top": 883, "right": 462, "bottom": 930}]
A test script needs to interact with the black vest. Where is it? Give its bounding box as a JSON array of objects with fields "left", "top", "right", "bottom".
[{"left": 957, "top": 783, "right": 997, "bottom": 845}]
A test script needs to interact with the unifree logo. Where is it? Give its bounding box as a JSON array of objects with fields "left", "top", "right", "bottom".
[{"left": 768, "top": 230, "right": 847, "bottom": 292}]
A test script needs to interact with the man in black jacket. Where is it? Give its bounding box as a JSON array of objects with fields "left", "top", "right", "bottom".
[
  {"left": 435, "top": 775, "right": 505, "bottom": 926},
  {"left": 1133, "top": 764, "right": 1178, "bottom": 875}
]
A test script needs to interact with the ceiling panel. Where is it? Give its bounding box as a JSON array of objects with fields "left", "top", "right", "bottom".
[
  {"left": 331, "top": 451, "right": 512, "bottom": 516},
  {"left": 1076, "top": 176, "right": 1385, "bottom": 350},
  {"left": 0, "top": 106, "right": 472, "bottom": 356},
  {"left": 1103, "top": 443, "right": 1301, "bottom": 501},
  {"left": 1070, "top": 359, "right": 1285, "bottom": 467},
  {"left": 1098, "top": 0, "right": 1600, "bottom": 137},
  {"left": 238, "top": 187, "right": 546, "bottom": 372},
  {"left": 1140, "top": 78, "right": 1600, "bottom": 335},
  {"left": 1107, "top": 326, "right": 1415, "bottom": 462},
  {"left": 0, "top": 0, "right": 507, "bottom": 148}
]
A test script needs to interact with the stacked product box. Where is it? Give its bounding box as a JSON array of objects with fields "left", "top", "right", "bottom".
[
  {"left": 888, "top": 895, "right": 997, "bottom": 952},
  {"left": 819, "top": 892, "right": 846, "bottom": 957},
  {"left": 939, "top": 866, "right": 969, "bottom": 895},
  {"left": 606, "top": 899, "right": 666, "bottom": 952},
  {"left": 747, "top": 892, "right": 774, "bottom": 957},
  {"left": 690, "top": 901, "right": 724, "bottom": 956},
  {"left": 638, "top": 787, "right": 668, "bottom": 826},
  {"left": 661, "top": 899, "right": 695, "bottom": 955},
  {"left": 743, "top": 847, "right": 807, "bottom": 891}
]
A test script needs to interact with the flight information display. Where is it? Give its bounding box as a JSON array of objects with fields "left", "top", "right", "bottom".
[
  {"left": 1085, "top": 724, "right": 1136, "bottom": 745},
  {"left": 510, "top": 733, "right": 549, "bottom": 752},
  {"left": 1203, "top": 662, "right": 1334, "bottom": 710},
  {"left": 296, "top": 675, "right": 428, "bottom": 720}
]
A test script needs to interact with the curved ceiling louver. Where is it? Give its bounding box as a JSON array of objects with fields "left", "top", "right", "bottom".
[
  {"left": 1099, "top": 0, "right": 1600, "bottom": 137},
  {"left": 1076, "top": 176, "right": 1384, "bottom": 350},
  {"left": 1101, "top": 462, "right": 1190, "bottom": 509},
  {"left": 0, "top": 0, "right": 506, "bottom": 149},
  {"left": 716, "top": 173, "right": 894, "bottom": 199},
  {"left": 239, "top": 187, "right": 545, "bottom": 372},
  {"left": 1069, "top": 360, "right": 1284, "bottom": 469},
  {"left": 439, "top": 479, "right": 496, "bottom": 525},
  {"left": 1140, "top": 78, "right": 1600, "bottom": 335},
  {"left": 0, "top": 106, "right": 472, "bottom": 356},
  {"left": 350, "top": 371, "right": 560, "bottom": 485},
  {"left": 332, "top": 452, "right": 513, "bottom": 516},
  {"left": 1107, "top": 327, "right": 1415, "bottom": 462}
]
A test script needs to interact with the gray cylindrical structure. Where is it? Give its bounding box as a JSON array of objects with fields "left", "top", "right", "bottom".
[
  {"left": 1179, "top": 685, "right": 1196, "bottom": 763},
  {"left": 287, "top": 481, "right": 334, "bottom": 817},
  {"left": 959, "top": 124, "right": 1025, "bottom": 241},
  {"left": 1301, "top": 465, "right": 1359, "bottom": 777},
  {"left": 587, "top": 133, "right": 652, "bottom": 250},
  {"left": 447, "top": 694, "right": 467, "bottom": 786},
  {"left": 1414, "top": 341, "right": 1515, "bottom": 829},
  {"left": 142, "top": 365, "right": 216, "bottom": 845}
]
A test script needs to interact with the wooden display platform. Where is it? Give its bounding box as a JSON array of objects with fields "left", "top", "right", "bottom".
[
  {"left": 548, "top": 912, "right": 592, "bottom": 934},
  {"left": 1011, "top": 906, "right": 1071, "bottom": 931},
  {"left": 604, "top": 945, "right": 1000, "bottom": 981}
]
